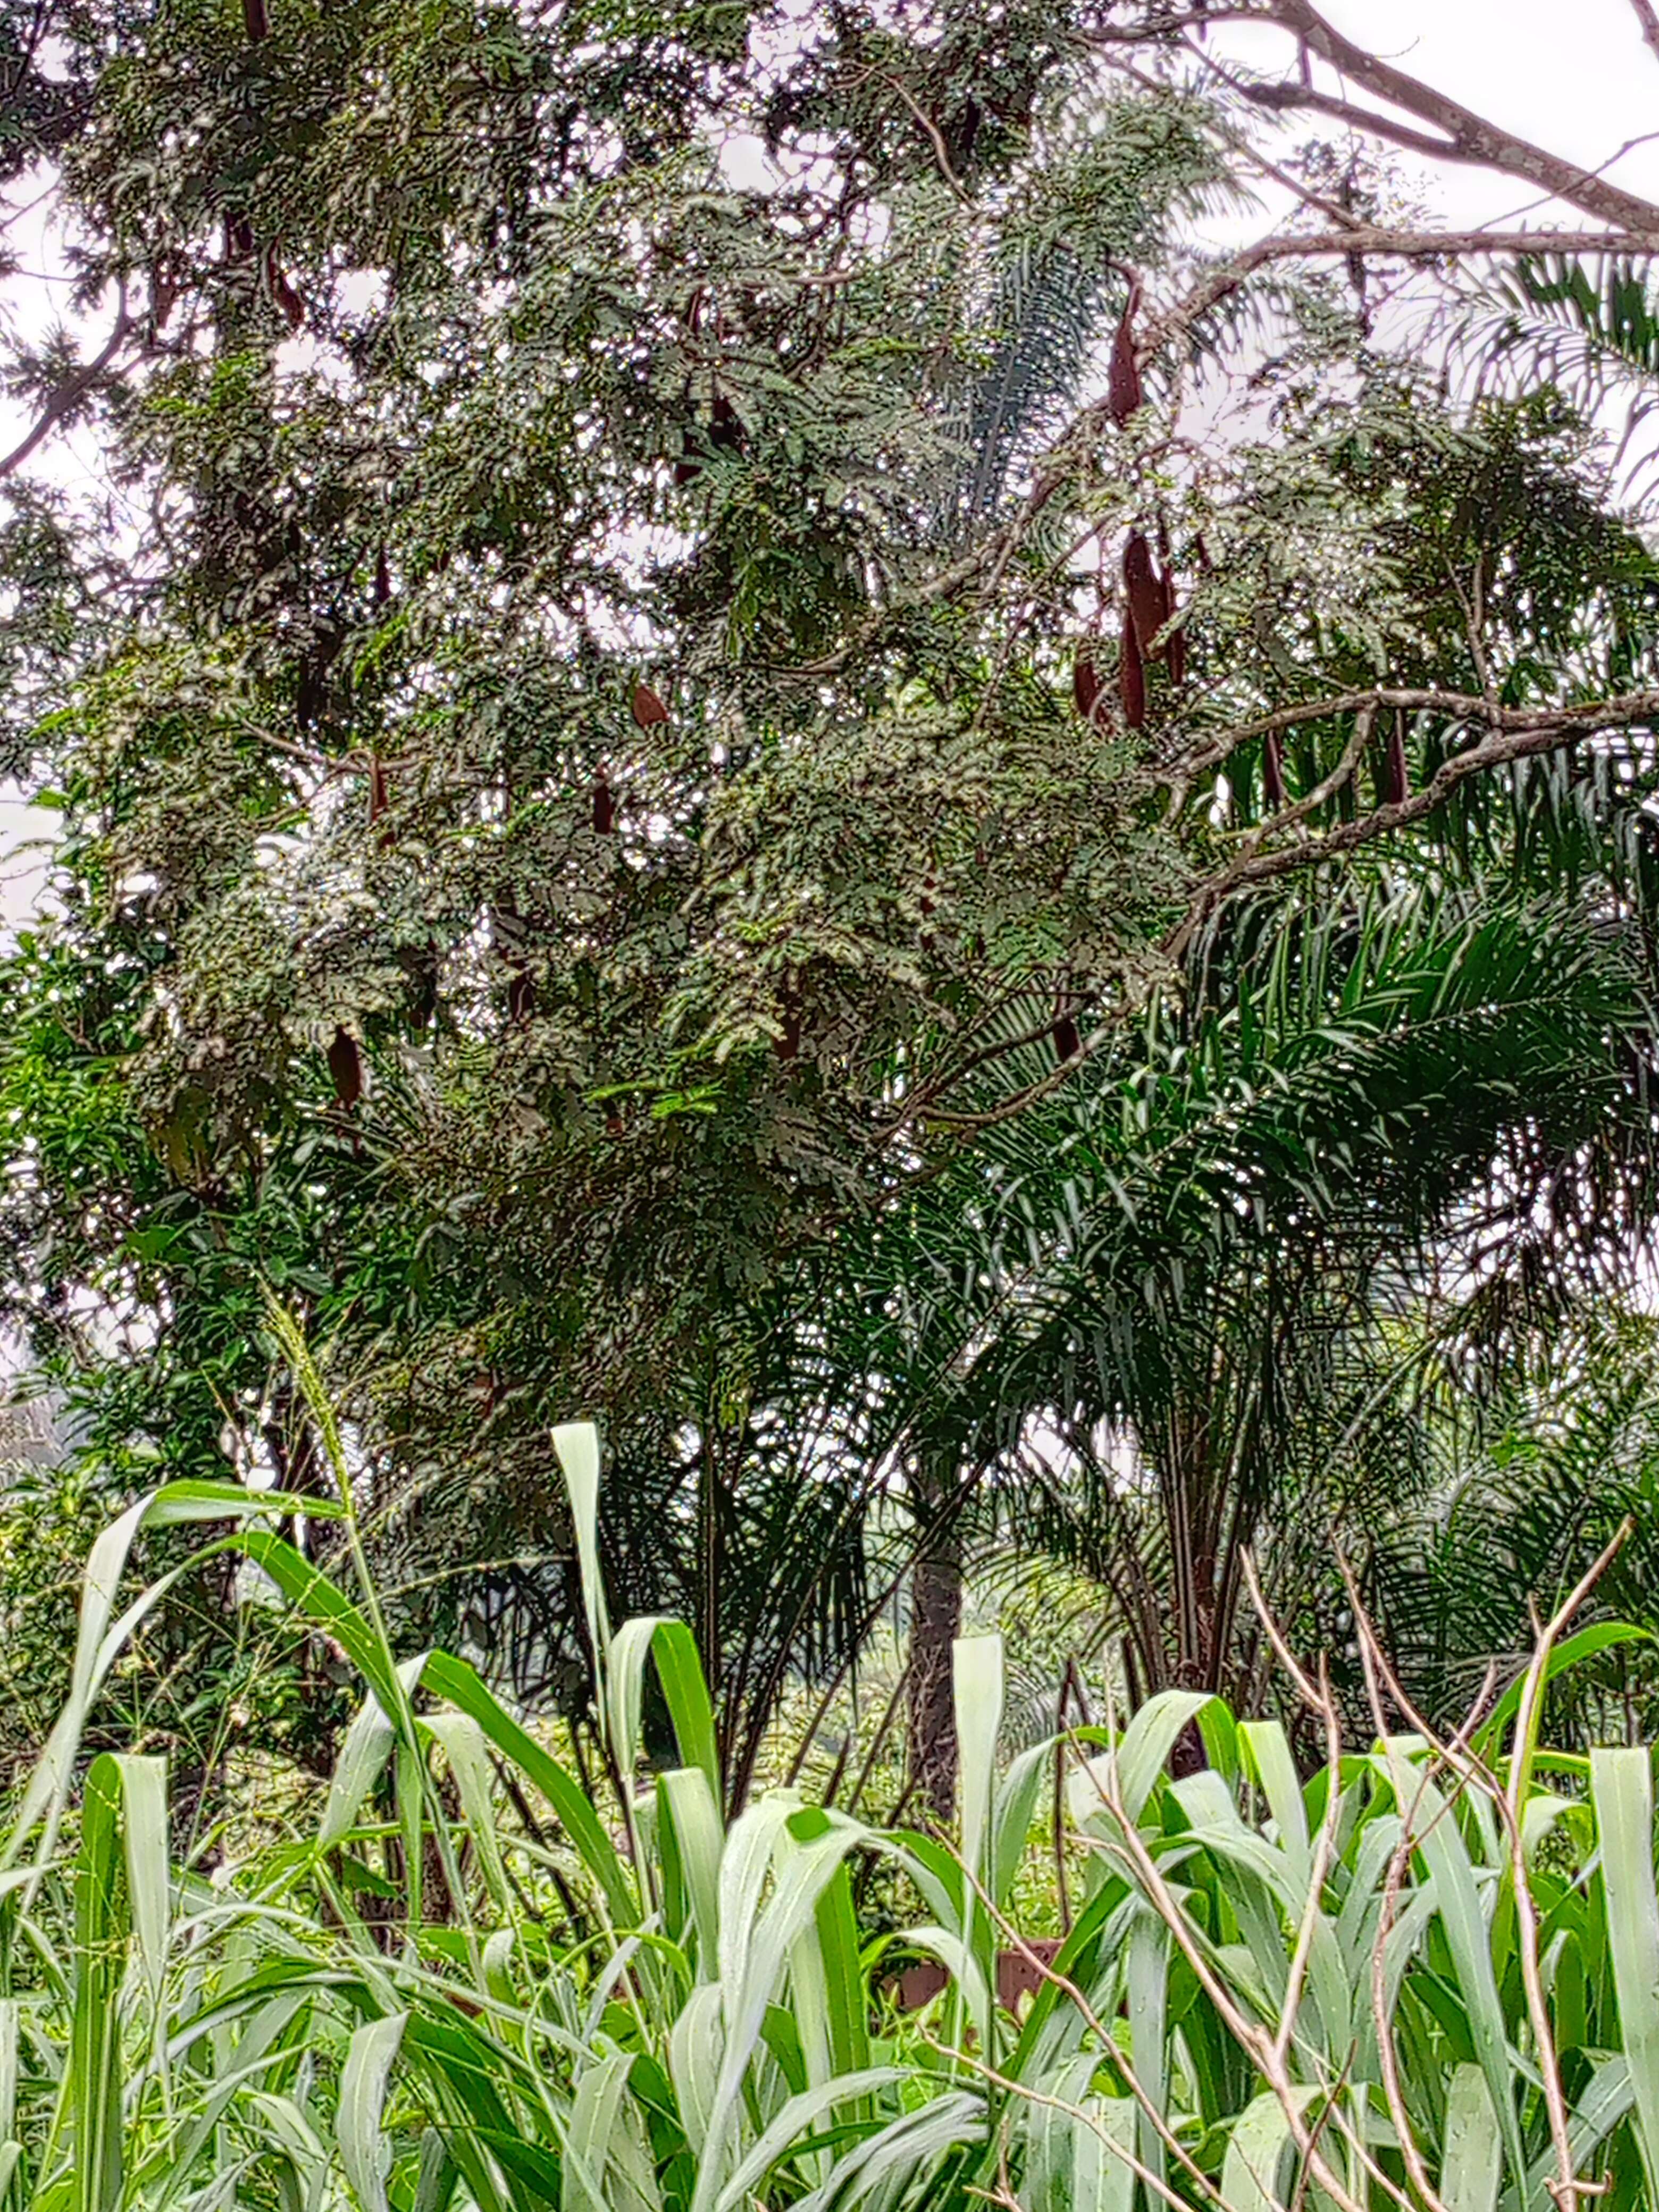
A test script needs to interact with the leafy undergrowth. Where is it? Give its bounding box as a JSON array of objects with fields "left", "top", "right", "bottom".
[{"left": 4, "top": 1377, "right": 1658, "bottom": 2211}]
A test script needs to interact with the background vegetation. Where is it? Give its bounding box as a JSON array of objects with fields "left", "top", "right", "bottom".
[{"left": 7, "top": 0, "right": 1659, "bottom": 2199}]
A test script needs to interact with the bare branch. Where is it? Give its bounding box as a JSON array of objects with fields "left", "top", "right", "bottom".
[
  {"left": 0, "top": 287, "right": 132, "bottom": 481},
  {"left": 1254, "top": 0, "right": 1659, "bottom": 232},
  {"left": 1631, "top": 0, "right": 1659, "bottom": 68},
  {"left": 1141, "top": 225, "right": 1659, "bottom": 365},
  {"left": 1163, "top": 688, "right": 1659, "bottom": 957}
]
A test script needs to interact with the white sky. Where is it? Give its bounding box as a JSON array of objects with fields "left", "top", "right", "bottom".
[{"left": 2, "top": 0, "right": 1655, "bottom": 919}]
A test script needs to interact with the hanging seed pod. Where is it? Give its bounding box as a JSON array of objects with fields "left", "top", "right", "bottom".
[
  {"left": 327, "top": 1028, "right": 363, "bottom": 1110},
  {"left": 1107, "top": 276, "right": 1143, "bottom": 428},
  {"left": 1263, "top": 730, "right": 1286, "bottom": 812},
  {"left": 1154, "top": 526, "right": 1185, "bottom": 688},
  {"left": 367, "top": 755, "right": 389, "bottom": 832},
  {"left": 373, "top": 547, "right": 391, "bottom": 606},
  {"left": 774, "top": 1008, "right": 803, "bottom": 1061},
  {"left": 1379, "top": 714, "right": 1409, "bottom": 807},
  {"left": 1119, "top": 609, "right": 1146, "bottom": 730},
  {"left": 1166, "top": 611, "right": 1186, "bottom": 689},
  {"left": 592, "top": 771, "right": 616, "bottom": 835},
  {"left": 1073, "top": 648, "right": 1104, "bottom": 725},
  {"left": 507, "top": 968, "right": 536, "bottom": 1023},
  {"left": 265, "top": 245, "right": 305, "bottom": 332},
  {"left": 709, "top": 391, "right": 744, "bottom": 454},
  {"left": 1123, "top": 532, "right": 1168, "bottom": 663},
  {"left": 632, "top": 681, "right": 670, "bottom": 729},
  {"left": 1052, "top": 1013, "right": 1082, "bottom": 1064},
  {"left": 243, "top": 0, "right": 270, "bottom": 39}
]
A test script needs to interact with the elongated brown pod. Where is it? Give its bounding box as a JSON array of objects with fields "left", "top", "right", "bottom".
[
  {"left": 1107, "top": 276, "right": 1143, "bottom": 428},
  {"left": 328, "top": 1028, "right": 363, "bottom": 1109},
  {"left": 1263, "top": 730, "right": 1286, "bottom": 812},
  {"left": 592, "top": 772, "right": 616, "bottom": 834},
  {"left": 1052, "top": 1013, "right": 1081, "bottom": 1063},
  {"left": 1123, "top": 532, "right": 1167, "bottom": 662},
  {"left": 632, "top": 681, "right": 669, "bottom": 728},
  {"left": 1073, "top": 648, "right": 1104, "bottom": 724},
  {"left": 1380, "top": 715, "right": 1409, "bottom": 807},
  {"left": 1119, "top": 609, "right": 1146, "bottom": 730}
]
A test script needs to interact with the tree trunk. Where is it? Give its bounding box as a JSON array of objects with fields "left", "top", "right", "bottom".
[{"left": 907, "top": 1480, "right": 963, "bottom": 1829}]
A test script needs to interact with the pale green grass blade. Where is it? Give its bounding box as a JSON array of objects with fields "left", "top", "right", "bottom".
[
  {"left": 551, "top": 1422, "right": 610, "bottom": 1687},
  {"left": 658, "top": 1767, "right": 724, "bottom": 1978},
  {"left": 645, "top": 1620, "right": 721, "bottom": 1808},
  {"left": 0, "top": 1999, "right": 17, "bottom": 2140},
  {"left": 1125, "top": 1904, "right": 1169, "bottom": 2196},
  {"left": 421, "top": 1653, "right": 637, "bottom": 1926},
  {"left": 692, "top": 1819, "right": 869, "bottom": 2212},
  {"left": 1220, "top": 2088, "right": 1320, "bottom": 2212},
  {"left": 1381, "top": 1756, "right": 1525, "bottom": 2189},
  {"left": 71, "top": 1754, "right": 126, "bottom": 2212},
  {"left": 713, "top": 2068, "right": 905, "bottom": 2212},
  {"left": 954, "top": 1633, "right": 1003, "bottom": 2053},
  {"left": 954, "top": 1636, "right": 1004, "bottom": 1890},
  {"left": 1073, "top": 2094, "right": 1137, "bottom": 2212},
  {"left": 110, "top": 1755, "right": 170, "bottom": 2011},
  {"left": 716, "top": 1795, "right": 802, "bottom": 2004},
  {"left": 414, "top": 2129, "right": 459, "bottom": 2212},
  {"left": 1239, "top": 1722, "right": 1310, "bottom": 1889},
  {"left": 991, "top": 1744, "right": 1051, "bottom": 1915},
  {"left": 1440, "top": 2064, "right": 1501, "bottom": 2212},
  {"left": 792, "top": 2092, "right": 986, "bottom": 2212},
  {"left": 606, "top": 1619, "right": 722, "bottom": 1811},
  {"left": 319, "top": 1688, "right": 396, "bottom": 1851},
  {"left": 561, "top": 2049, "right": 633, "bottom": 2212},
  {"left": 3, "top": 1485, "right": 319, "bottom": 1874},
  {"left": 424, "top": 1712, "right": 512, "bottom": 1913},
  {"left": 667, "top": 1982, "right": 725, "bottom": 2156},
  {"left": 1590, "top": 1749, "right": 1659, "bottom": 2198},
  {"left": 339, "top": 2013, "right": 407, "bottom": 2212},
  {"left": 1067, "top": 1691, "right": 1222, "bottom": 1840}
]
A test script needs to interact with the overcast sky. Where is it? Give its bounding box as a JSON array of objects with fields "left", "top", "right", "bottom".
[{"left": 2, "top": 1, "right": 1655, "bottom": 920}]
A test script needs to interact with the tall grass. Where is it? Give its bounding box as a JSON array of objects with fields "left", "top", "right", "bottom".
[{"left": 2, "top": 1370, "right": 1657, "bottom": 2210}]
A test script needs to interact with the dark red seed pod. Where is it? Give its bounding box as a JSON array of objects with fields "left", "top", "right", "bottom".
[
  {"left": 1380, "top": 716, "right": 1409, "bottom": 807},
  {"left": 631, "top": 681, "right": 669, "bottom": 729},
  {"left": 709, "top": 392, "right": 744, "bottom": 452},
  {"left": 1052, "top": 1014, "right": 1082, "bottom": 1063},
  {"left": 1166, "top": 611, "right": 1186, "bottom": 689},
  {"left": 1119, "top": 609, "right": 1146, "bottom": 730},
  {"left": 266, "top": 246, "right": 305, "bottom": 331},
  {"left": 1263, "top": 730, "right": 1286, "bottom": 812},
  {"left": 367, "top": 755, "right": 389, "bottom": 827},
  {"left": 774, "top": 1008, "right": 803, "bottom": 1061},
  {"left": 1107, "top": 277, "right": 1143, "bottom": 429},
  {"left": 1073, "top": 649, "right": 1104, "bottom": 724},
  {"left": 508, "top": 968, "right": 535, "bottom": 1023},
  {"left": 592, "top": 772, "right": 616, "bottom": 834},
  {"left": 373, "top": 547, "right": 391, "bottom": 605},
  {"left": 1123, "top": 532, "right": 1168, "bottom": 663},
  {"left": 327, "top": 1028, "right": 363, "bottom": 1109}
]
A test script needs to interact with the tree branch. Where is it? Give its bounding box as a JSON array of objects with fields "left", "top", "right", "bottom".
[
  {"left": 1631, "top": 0, "right": 1659, "bottom": 67},
  {"left": 0, "top": 287, "right": 131, "bottom": 481},
  {"left": 1163, "top": 688, "right": 1659, "bottom": 957},
  {"left": 1253, "top": 0, "right": 1659, "bottom": 232}
]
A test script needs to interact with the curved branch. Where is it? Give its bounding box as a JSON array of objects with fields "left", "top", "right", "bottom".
[{"left": 0, "top": 286, "right": 131, "bottom": 481}]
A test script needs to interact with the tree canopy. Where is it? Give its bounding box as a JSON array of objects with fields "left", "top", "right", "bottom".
[{"left": 7, "top": 0, "right": 1659, "bottom": 1788}]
